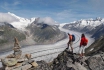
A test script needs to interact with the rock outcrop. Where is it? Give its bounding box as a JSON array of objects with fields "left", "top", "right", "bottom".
[
  {"left": 86, "top": 53, "right": 104, "bottom": 70},
  {"left": 51, "top": 49, "right": 104, "bottom": 70},
  {"left": 51, "top": 49, "right": 88, "bottom": 70}
]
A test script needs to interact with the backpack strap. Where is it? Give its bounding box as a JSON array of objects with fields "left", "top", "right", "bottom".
[{"left": 69, "top": 35, "right": 72, "bottom": 41}]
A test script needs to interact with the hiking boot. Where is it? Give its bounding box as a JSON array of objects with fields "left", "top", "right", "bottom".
[{"left": 71, "top": 50, "right": 73, "bottom": 53}]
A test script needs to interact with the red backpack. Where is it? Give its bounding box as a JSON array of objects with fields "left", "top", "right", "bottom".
[{"left": 83, "top": 38, "right": 88, "bottom": 46}]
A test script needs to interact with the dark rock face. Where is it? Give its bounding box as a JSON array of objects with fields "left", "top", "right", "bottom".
[
  {"left": 0, "top": 22, "right": 14, "bottom": 28},
  {"left": 86, "top": 54, "right": 104, "bottom": 70},
  {"left": 41, "top": 24, "right": 48, "bottom": 29},
  {"left": 85, "top": 36, "right": 104, "bottom": 56}
]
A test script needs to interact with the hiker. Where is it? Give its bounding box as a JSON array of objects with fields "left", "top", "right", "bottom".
[
  {"left": 79, "top": 33, "right": 88, "bottom": 57},
  {"left": 66, "top": 33, "right": 74, "bottom": 52}
]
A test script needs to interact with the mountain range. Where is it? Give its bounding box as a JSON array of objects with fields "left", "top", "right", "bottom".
[
  {"left": 0, "top": 12, "right": 104, "bottom": 51},
  {"left": 0, "top": 12, "right": 66, "bottom": 52},
  {"left": 63, "top": 17, "right": 104, "bottom": 39},
  {"left": 6, "top": 12, "right": 104, "bottom": 40}
]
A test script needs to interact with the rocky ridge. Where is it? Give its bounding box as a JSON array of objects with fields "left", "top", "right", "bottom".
[{"left": 0, "top": 36, "right": 104, "bottom": 70}]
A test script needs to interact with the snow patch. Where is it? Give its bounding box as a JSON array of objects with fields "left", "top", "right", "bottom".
[
  {"left": 90, "top": 48, "right": 94, "bottom": 51},
  {"left": 59, "top": 23, "right": 69, "bottom": 27}
]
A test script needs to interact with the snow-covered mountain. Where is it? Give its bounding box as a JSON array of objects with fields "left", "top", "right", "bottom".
[
  {"left": 63, "top": 17, "right": 104, "bottom": 29},
  {"left": 0, "top": 12, "right": 66, "bottom": 47},
  {"left": 7, "top": 12, "right": 36, "bottom": 30},
  {"left": 6, "top": 12, "right": 59, "bottom": 31},
  {"left": 63, "top": 18, "right": 104, "bottom": 39},
  {"left": 26, "top": 18, "right": 65, "bottom": 45}
]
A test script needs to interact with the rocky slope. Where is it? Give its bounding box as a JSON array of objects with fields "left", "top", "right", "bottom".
[
  {"left": 53, "top": 36, "right": 104, "bottom": 70},
  {"left": 0, "top": 22, "right": 26, "bottom": 52},
  {"left": 26, "top": 18, "right": 66, "bottom": 45},
  {"left": 85, "top": 35, "right": 104, "bottom": 56}
]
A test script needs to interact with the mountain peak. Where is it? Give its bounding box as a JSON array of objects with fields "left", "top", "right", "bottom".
[
  {"left": 8, "top": 12, "right": 29, "bottom": 22},
  {"left": 7, "top": 12, "right": 36, "bottom": 30}
]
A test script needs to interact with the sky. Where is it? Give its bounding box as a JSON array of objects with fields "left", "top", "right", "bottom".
[{"left": 0, "top": 0, "right": 104, "bottom": 23}]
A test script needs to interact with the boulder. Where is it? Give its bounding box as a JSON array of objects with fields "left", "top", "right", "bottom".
[
  {"left": 86, "top": 54, "right": 104, "bottom": 70},
  {"left": 1, "top": 58, "right": 17, "bottom": 67},
  {"left": 5, "top": 63, "right": 22, "bottom": 70},
  {"left": 31, "top": 61, "right": 38, "bottom": 67}
]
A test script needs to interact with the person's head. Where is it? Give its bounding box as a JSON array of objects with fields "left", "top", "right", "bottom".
[
  {"left": 68, "top": 33, "right": 70, "bottom": 35},
  {"left": 81, "top": 33, "right": 85, "bottom": 38}
]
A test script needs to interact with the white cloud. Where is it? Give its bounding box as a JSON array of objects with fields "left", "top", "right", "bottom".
[
  {"left": 37, "top": 17, "right": 57, "bottom": 25},
  {"left": 0, "top": 12, "right": 19, "bottom": 23}
]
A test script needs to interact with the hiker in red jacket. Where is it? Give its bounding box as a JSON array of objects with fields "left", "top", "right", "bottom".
[
  {"left": 79, "top": 33, "right": 88, "bottom": 57},
  {"left": 66, "top": 33, "right": 73, "bottom": 52}
]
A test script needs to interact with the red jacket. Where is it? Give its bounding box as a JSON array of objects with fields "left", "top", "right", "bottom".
[{"left": 80, "top": 37, "right": 88, "bottom": 47}]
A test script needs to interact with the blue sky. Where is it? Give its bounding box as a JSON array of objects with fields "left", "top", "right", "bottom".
[{"left": 0, "top": 0, "right": 104, "bottom": 23}]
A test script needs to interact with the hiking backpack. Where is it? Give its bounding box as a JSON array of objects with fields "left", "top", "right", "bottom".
[
  {"left": 83, "top": 38, "right": 88, "bottom": 46},
  {"left": 72, "top": 34, "right": 75, "bottom": 41}
]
